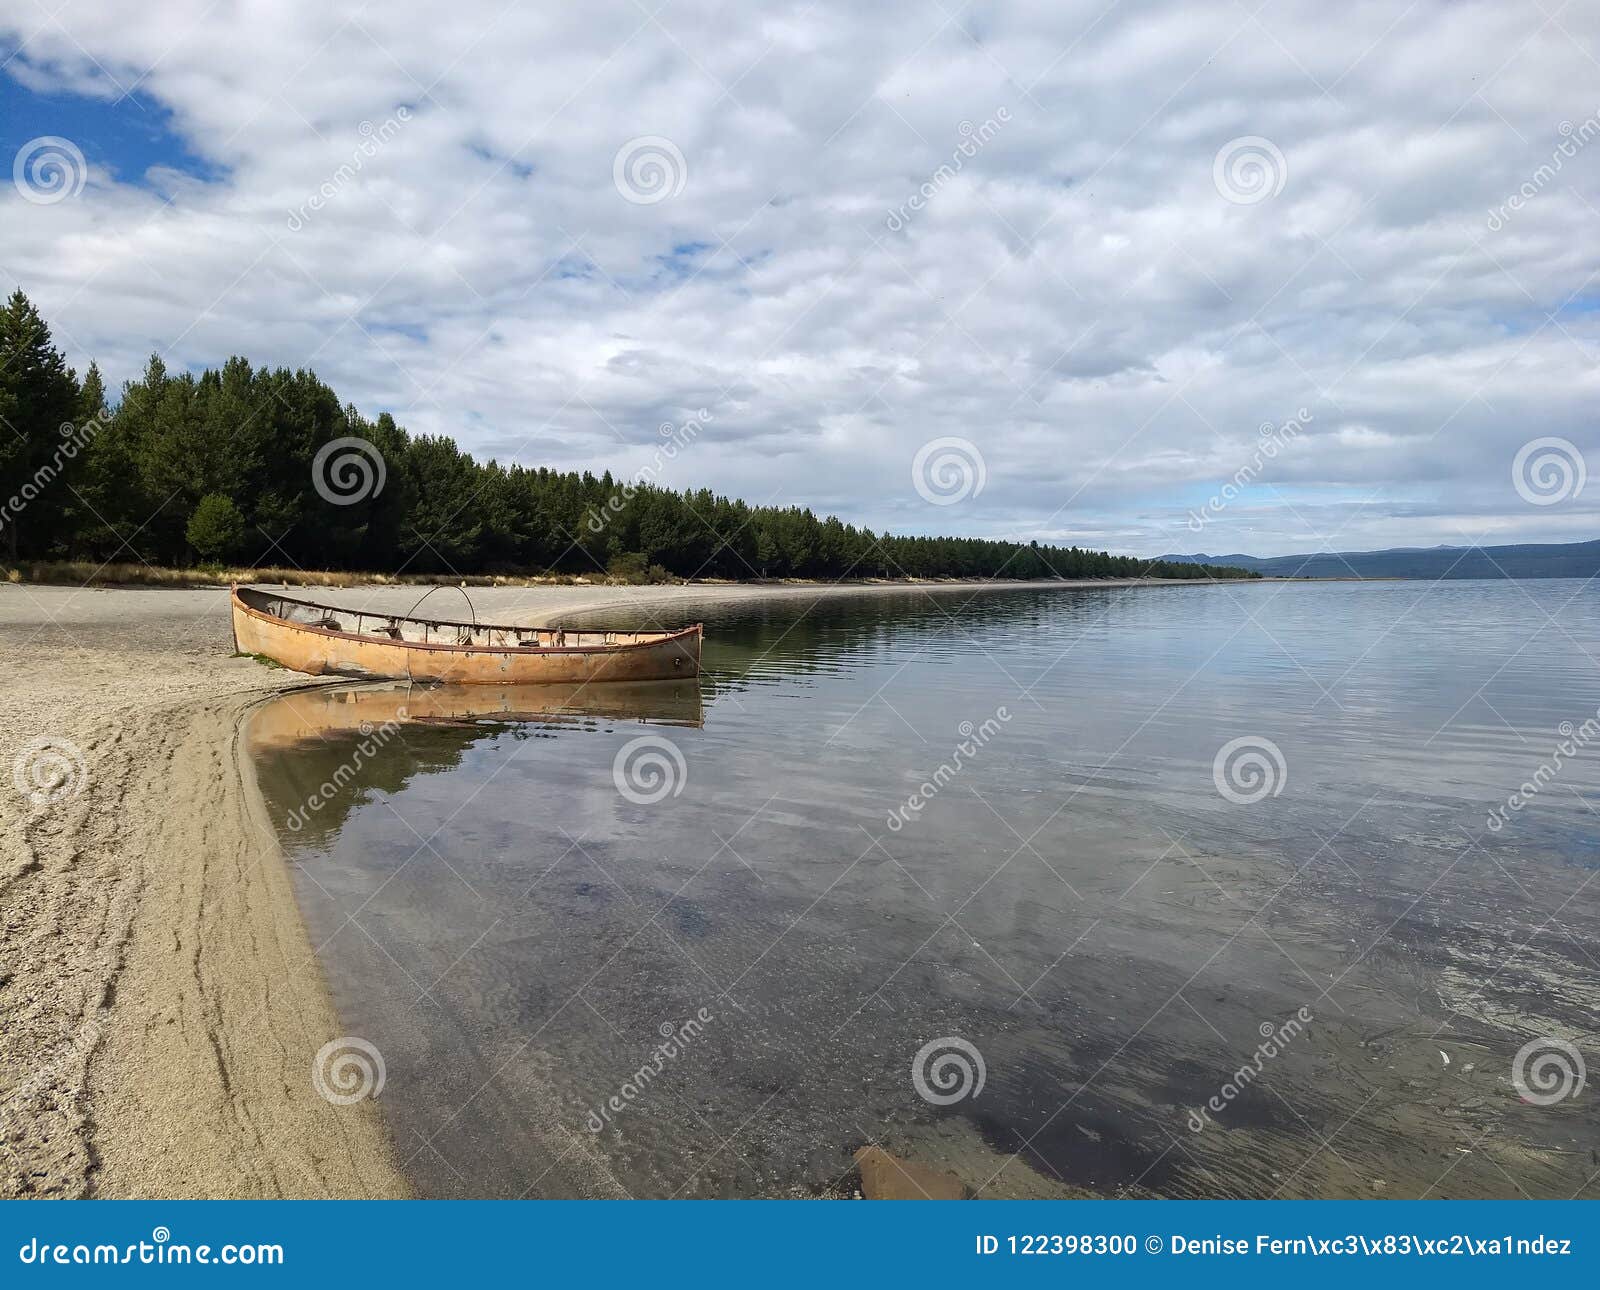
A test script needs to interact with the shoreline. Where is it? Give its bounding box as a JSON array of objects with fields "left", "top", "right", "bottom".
[
  {"left": 86, "top": 688, "right": 411, "bottom": 1199},
  {"left": 0, "top": 575, "right": 1237, "bottom": 1198},
  {"left": 2, "top": 562, "right": 1268, "bottom": 594}
]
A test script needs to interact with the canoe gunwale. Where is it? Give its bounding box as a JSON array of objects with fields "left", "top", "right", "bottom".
[{"left": 230, "top": 586, "right": 701, "bottom": 658}]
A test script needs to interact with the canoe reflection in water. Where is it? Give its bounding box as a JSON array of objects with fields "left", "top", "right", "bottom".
[
  {"left": 247, "top": 679, "right": 703, "bottom": 842},
  {"left": 249, "top": 678, "right": 705, "bottom": 748}
]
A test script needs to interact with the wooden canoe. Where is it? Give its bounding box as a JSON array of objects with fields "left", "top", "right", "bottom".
[{"left": 230, "top": 585, "right": 702, "bottom": 684}]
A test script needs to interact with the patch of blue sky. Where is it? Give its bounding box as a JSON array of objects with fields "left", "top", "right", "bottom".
[{"left": 0, "top": 64, "right": 220, "bottom": 187}]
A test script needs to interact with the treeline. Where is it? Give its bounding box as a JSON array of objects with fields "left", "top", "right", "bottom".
[{"left": 0, "top": 291, "right": 1255, "bottom": 582}]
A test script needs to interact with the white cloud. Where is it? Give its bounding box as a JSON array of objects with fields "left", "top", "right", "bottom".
[{"left": 2, "top": 0, "right": 1597, "bottom": 557}]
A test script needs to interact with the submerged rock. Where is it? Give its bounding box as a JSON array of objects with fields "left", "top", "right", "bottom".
[{"left": 853, "top": 1146, "right": 967, "bottom": 1200}]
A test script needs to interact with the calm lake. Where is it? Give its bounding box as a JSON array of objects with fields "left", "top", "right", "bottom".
[{"left": 250, "top": 579, "right": 1600, "bottom": 1199}]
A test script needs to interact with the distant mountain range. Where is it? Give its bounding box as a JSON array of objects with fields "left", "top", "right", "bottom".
[{"left": 1160, "top": 538, "right": 1600, "bottom": 580}]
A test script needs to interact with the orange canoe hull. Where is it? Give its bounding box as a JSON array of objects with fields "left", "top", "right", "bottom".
[{"left": 230, "top": 587, "right": 702, "bottom": 684}]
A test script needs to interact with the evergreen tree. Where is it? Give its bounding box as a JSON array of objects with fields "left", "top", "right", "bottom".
[
  {"left": 0, "top": 290, "right": 82, "bottom": 558},
  {"left": 187, "top": 493, "right": 246, "bottom": 562}
]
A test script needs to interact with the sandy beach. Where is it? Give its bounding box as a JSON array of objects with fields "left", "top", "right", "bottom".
[{"left": 0, "top": 576, "right": 1163, "bottom": 1199}]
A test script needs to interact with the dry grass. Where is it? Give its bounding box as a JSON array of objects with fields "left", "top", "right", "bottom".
[
  {"left": 1, "top": 560, "right": 1118, "bottom": 592},
  {"left": 1, "top": 561, "right": 603, "bottom": 590}
]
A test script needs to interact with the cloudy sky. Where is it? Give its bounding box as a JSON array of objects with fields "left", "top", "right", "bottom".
[{"left": 1, "top": 0, "right": 1596, "bottom": 558}]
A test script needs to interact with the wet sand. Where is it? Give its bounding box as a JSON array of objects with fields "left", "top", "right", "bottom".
[{"left": 0, "top": 576, "right": 1149, "bottom": 1198}]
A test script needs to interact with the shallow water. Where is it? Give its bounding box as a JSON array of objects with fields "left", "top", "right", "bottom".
[{"left": 251, "top": 579, "right": 1600, "bottom": 1199}]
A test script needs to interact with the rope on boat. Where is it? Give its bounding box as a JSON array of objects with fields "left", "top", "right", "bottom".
[
  {"left": 404, "top": 584, "right": 479, "bottom": 633},
  {"left": 398, "top": 584, "right": 482, "bottom": 683}
]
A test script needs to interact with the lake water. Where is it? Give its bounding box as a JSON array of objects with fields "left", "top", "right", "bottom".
[{"left": 250, "top": 579, "right": 1600, "bottom": 1199}]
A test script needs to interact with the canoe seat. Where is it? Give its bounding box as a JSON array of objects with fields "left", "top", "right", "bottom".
[{"left": 313, "top": 616, "right": 343, "bottom": 632}]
